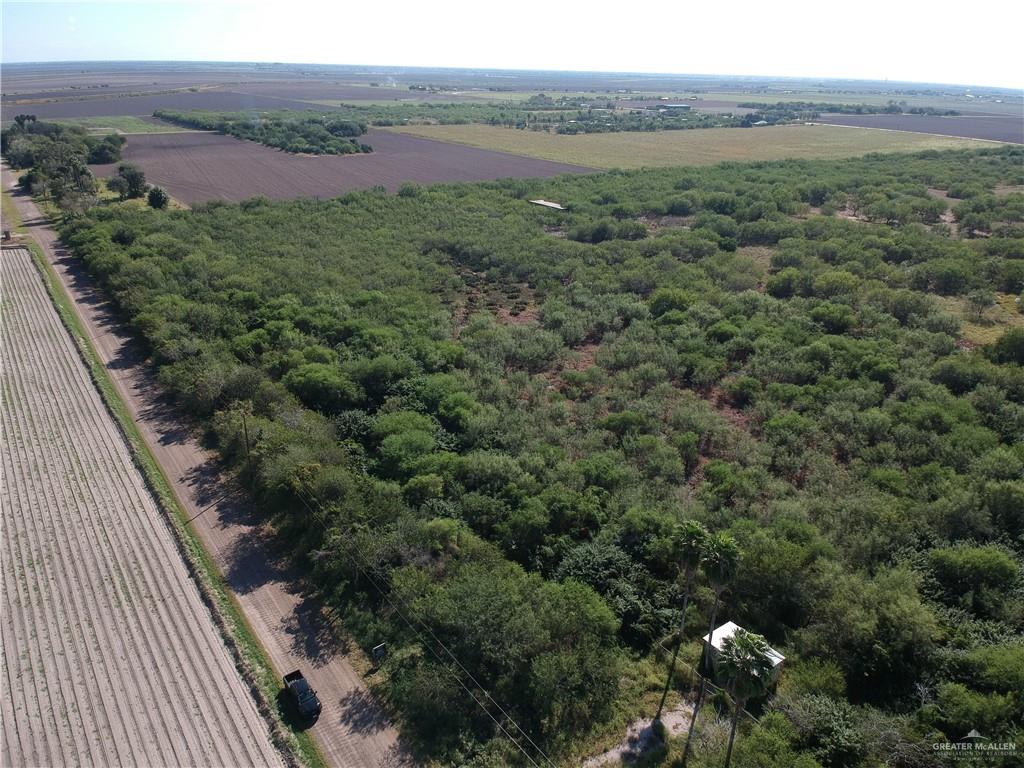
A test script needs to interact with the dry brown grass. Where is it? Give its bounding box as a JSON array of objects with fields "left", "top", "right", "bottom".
[
  {"left": 388, "top": 124, "right": 986, "bottom": 169},
  {"left": 936, "top": 292, "right": 1024, "bottom": 346}
]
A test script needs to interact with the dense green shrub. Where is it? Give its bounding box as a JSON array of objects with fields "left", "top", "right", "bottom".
[{"left": 59, "top": 145, "right": 1024, "bottom": 764}]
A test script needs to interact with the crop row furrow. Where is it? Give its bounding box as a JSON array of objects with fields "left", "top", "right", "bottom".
[
  {"left": 8, "top": 248, "right": 269, "bottom": 766},
  {"left": 7, "top": 259, "right": 236, "bottom": 765},
  {"left": 2, "top": 269, "right": 77, "bottom": 766},
  {"left": 4, "top": 253, "right": 158, "bottom": 765},
  {"left": 1, "top": 248, "right": 282, "bottom": 767}
]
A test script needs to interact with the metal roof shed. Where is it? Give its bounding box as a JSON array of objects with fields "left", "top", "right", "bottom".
[{"left": 702, "top": 621, "right": 785, "bottom": 679}]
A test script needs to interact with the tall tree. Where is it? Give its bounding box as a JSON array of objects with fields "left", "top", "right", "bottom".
[
  {"left": 655, "top": 520, "right": 708, "bottom": 722},
  {"left": 117, "top": 163, "right": 148, "bottom": 199},
  {"left": 682, "top": 532, "right": 741, "bottom": 767},
  {"left": 716, "top": 629, "right": 774, "bottom": 768}
]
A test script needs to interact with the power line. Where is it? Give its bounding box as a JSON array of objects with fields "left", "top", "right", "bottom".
[
  {"left": 290, "top": 485, "right": 553, "bottom": 768},
  {"left": 288, "top": 483, "right": 557, "bottom": 768}
]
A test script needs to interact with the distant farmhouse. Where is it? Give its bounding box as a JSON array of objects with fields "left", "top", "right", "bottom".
[{"left": 648, "top": 103, "right": 693, "bottom": 116}]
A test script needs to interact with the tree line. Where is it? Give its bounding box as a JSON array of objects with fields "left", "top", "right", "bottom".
[
  {"left": 153, "top": 109, "right": 373, "bottom": 155},
  {"left": 737, "top": 100, "right": 962, "bottom": 118},
  {"left": 1, "top": 115, "right": 125, "bottom": 216}
]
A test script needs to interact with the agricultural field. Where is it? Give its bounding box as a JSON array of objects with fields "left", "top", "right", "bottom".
[
  {"left": 90, "top": 129, "right": 594, "bottom": 204},
  {"left": 389, "top": 122, "right": 989, "bottom": 168},
  {"left": 0, "top": 89, "right": 332, "bottom": 122},
  {"left": 0, "top": 61, "right": 286, "bottom": 100},
  {"left": 818, "top": 112, "right": 1024, "bottom": 144},
  {"left": 225, "top": 81, "right": 496, "bottom": 104},
  {"left": 50, "top": 115, "right": 191, "bottom": 134},
  {"left": 0, "top": 245, "right": 283, "bottom": 768},
  {"left": 689, "top": 89, "right": 1024, "bottom": 115}
]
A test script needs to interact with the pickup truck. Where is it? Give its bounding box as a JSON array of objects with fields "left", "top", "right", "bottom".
[{"left": 283, "top": 670, "right": 322, "bottom": 720}]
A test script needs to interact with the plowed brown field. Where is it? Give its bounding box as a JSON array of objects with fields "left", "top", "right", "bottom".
[
  {"left": 818, "top": 113, "right": 1023, "bottom": 144},
  {"left": 90, "top": 129, "right": 595, "bottom": 204},
  {"left": 0, "top": 245, "right": 284, "bottom": 768}
]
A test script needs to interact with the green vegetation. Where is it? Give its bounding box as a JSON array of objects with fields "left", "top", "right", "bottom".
[
  {"left": 2, "top": 115, "right": 124, "bottom": 216},
  {"left": 147, "top": 185, "right": 170, "bottom": 209},
  {"left": 717, "top": 630, "right": 776, "bottom": 768},
  {"left": 338, "top": 96, "right": 590, "bottom": 128},
  {"left": 391, "top": 123, "right": 988, "bottom": 169},
  {"left": 51, "top": 115, "right": 190, "bottom": 134},
  {"left": 59, "top": 146, "right": 1024, "bottom": 766},
  {"left": 153, "top": 109, "right": 372, "bottom": 154},
  {"left": 155, "top": 100, "right": 748, "bottom": 139},
  {"left": 339, "top": 96, "right": 753, "bottom": 134},
  {"left": 737, "top": 100, "right": 961, "bottom": 117},
  {"left": 106, "top": 162, "right": 148, "bottom": 201}
]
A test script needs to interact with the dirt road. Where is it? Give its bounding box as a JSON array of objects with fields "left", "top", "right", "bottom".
[
  {"left": 2, "top": 173, "right": 406, "bottom": 767},
  {"left": 1, "top": 245, "right": 284, "bottom": 767}
]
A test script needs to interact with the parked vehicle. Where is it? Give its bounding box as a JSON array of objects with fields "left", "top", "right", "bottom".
[{"left": 283, "top": 670, "right": 322, "bottom": 720}]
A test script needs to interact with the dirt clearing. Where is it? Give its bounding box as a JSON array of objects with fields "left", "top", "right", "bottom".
[{"left": 0, "top": 246, "right": 283, "bottom": 767}]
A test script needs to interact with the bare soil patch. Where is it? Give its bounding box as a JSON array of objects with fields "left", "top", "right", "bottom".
[
  {"left": 566, "top": 342, "right": 600, "bottom": 372},
  {"left": 707, "top": 386, "right": 751, "bottom": 431},
  {"left": 496, "top": 305, "right": 540, "bottom": 325},
  {"left": 926, "top": 188, "right": 960, "bottom": 235},
  {"left": 583, "top": 703, "right": 694, "bottom": 767}
]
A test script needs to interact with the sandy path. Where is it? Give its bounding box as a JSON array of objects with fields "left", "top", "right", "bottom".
[
  {"left": 2, "top": 172, "right": 406, "bottom": 767},
  {"left": 1, "top": 245, "right": 284, "bottom": 767}
]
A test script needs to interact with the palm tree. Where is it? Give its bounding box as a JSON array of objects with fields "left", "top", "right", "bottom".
[
  {"left": 682, "top": 532, "right": 740, "bottom": 767},
  {"left": 716, "top": 629, "right": 774, "bottom": 768},
  {"left": 655, "top": 520, "right": 708, "bottom": 722}
]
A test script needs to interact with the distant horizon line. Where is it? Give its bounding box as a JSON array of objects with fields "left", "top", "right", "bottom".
[{"left": 2, "top": 58, "right": 1021, "bottom": 93}]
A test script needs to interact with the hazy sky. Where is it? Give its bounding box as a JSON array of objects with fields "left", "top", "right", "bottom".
[{"left": 3, "top": 0, "right": 1022, "bottom": 90}]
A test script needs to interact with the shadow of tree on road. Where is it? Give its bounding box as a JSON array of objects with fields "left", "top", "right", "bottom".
[
  {"left": 219, "top": 525, "right": 290, "bottom": 594},
  {"left": 281, "top": 593, "right": 350, "bottom": 667},
  {"left": 336, "top": 688, "right": 391, "bottom": 736}
]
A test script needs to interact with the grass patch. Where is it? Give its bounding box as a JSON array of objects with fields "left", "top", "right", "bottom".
[
  {"left": 8, "top": 193, "right": 323, "bottom": 768},
  {"left": 2, "top": 183, "right": 23, "bottom": 229},
  {"left": 92, "top": 178, "right": 189, "bottom": 211},
  {"left": 387, "top": 123, "right": 987, "bottom": 169},
  {"left": 937, "top": 292, "right": 1024, "bottom": 346},
  {"left": 51, "top": 115, "right": 190, "bottom": 134}
]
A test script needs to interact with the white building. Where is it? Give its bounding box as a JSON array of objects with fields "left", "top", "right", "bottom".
[{"left": 702, "top": 621, "right": 785, "bottom": 681}]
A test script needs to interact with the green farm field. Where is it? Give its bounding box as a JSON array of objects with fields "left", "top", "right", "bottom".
[
  {"left": 52, "top": 115, "right": 192, "bottom": 134},
  {"left": 389, "top": 123, "right": 988, "bottom": 168}
]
